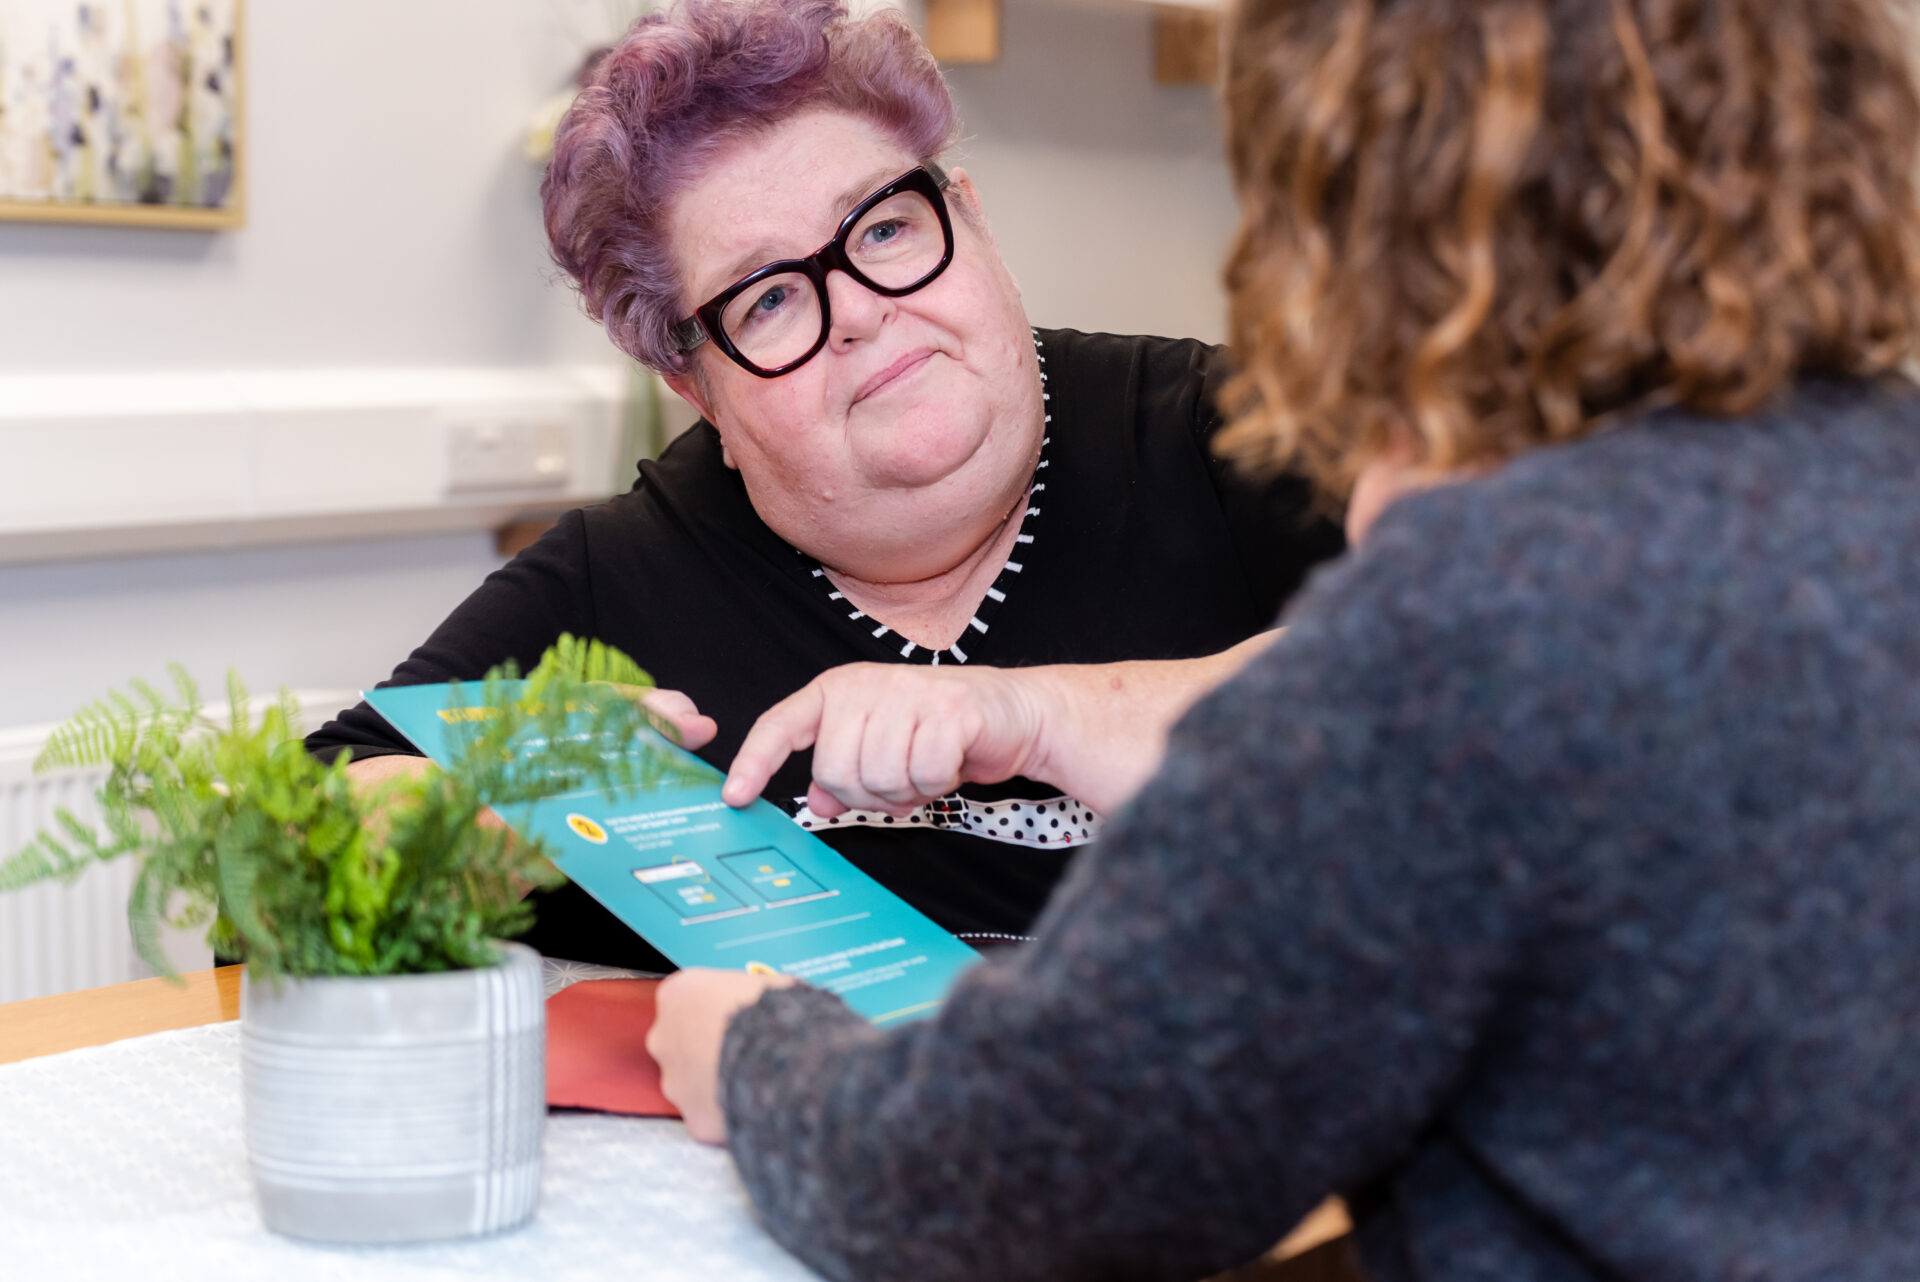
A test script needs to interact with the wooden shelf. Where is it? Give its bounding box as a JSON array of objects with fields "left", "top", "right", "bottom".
[
  {"left": 923, "top": 0, "right": 1221, "bottom": 84},
  {"left": 925, "top": 0, "right": 1002, "bottom": 63},
  {"left": 1152, "top": 4, "right": 1221, "bottom": 85}
]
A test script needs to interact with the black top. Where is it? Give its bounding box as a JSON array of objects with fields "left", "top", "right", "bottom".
[{"left": 306, "top": 328, "right": 1344, "bottom": 969}]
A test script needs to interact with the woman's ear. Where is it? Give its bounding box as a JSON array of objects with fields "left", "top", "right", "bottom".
[
  {"left": 663, "top": 368, "right": 712, "bottom": 422},
  {"left": 662, "top": 368, "right": 737, "bottom": 470},
  {"left": 943, "top": 167, "right": 990, "bottom": 231}
]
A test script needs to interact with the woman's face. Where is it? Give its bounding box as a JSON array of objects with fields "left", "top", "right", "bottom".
[{"left": 663, "top": 109, "right": 1042, "bottom": 585}]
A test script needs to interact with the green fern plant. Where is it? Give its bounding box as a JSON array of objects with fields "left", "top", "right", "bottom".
[
  {"left": 526, "top": 632, "right": 654, "bottom": 689},
  {"left": 1, "top": 637, "right": 705, "bottom": 983}
]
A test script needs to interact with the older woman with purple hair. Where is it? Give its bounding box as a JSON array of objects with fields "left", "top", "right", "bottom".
[{"left": 306, "top": 0, "right": 1341, "bottom": 969}]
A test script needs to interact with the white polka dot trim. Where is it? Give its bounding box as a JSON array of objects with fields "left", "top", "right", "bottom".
[{"left": 791, "top": 792, "right": 1102, "bottom": 849}]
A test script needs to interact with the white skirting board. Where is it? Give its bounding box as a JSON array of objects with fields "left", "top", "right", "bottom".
[{"left": 0, "top": 690, "right": 356, "bottom": 1003}]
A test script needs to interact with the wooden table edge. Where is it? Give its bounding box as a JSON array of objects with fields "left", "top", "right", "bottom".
[{"left": 0, "top": 965, "right": 241, "bottom": 1066}]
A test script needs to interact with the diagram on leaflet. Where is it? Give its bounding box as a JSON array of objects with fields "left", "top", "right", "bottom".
[
  {"left": 718, "top": 848, "right": 837, "bottom": 907},
  {"left": 632, "top": 848, "right": 839, "bottom": 923},
  {"left": 632, "top": 859, "right": 755, "bottom": 923}
]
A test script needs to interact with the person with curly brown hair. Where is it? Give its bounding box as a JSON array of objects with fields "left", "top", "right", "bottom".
[{"left": 644, "top": 1, "right": 1920, "bottom": 1279}]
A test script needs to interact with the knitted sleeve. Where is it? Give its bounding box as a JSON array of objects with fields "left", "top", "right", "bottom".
[{"left": 719, "top": 495, "right": 1544, "bottom": 1282}]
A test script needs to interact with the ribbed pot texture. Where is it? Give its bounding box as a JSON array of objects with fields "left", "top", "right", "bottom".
[{"left": 239, "top": 942, "right": 545, "bottom": 1244}]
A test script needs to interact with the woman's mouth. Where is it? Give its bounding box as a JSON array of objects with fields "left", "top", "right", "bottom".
[{"left": 853, "top": 349, "right": 936, "bottom": 403}]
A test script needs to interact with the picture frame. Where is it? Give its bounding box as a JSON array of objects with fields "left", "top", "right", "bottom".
[{"left": 0, "top": 0, "right": 244, "bottom": 230}]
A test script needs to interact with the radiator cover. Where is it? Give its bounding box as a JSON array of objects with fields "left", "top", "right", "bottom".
[{"left": 0, "top": 690, "right": 356, "bottom": 1002}]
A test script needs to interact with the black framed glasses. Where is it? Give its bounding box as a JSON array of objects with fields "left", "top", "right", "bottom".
[{"left": 669, "top": 164, "right": 955, "bottom": 378}]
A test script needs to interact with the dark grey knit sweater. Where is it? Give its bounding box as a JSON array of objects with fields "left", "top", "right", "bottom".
[{"left": 719, "top": 381, "right": 1920, "bottom": 1282}]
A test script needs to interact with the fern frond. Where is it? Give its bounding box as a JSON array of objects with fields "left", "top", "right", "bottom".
[
  {"left": 214, "top": 813, "right": 271, "bottom": 957},
  {"left": 168, "top": 664, "right": 202, "bottom": 719},
  {"left": 129, "top": 677, "right": 169, "bottom": 721},
  {"left": 0, "top": 835, "right": 76, "bottom": 891},
  {"left": 227, "top": 669, "right": 249, "bottom": 738},
  {"left": 126, "top": 857, "right": 174, "bottom": 982},
  {"left": 98, "top": 799, "right": 148, "bottom": 853},
  {"left": 58, "top": 807, "right": 143, "bottom": 863},
  {"left": 278, "top": 688, "right": 305, "bottom": 738},
  {"left": 35, "top": 698, "right": 134, "bottom": 770},
  {"left": 106, "top": 688, "right": 142, "bottom": 736},
  {"left": 258, "top": 700, "right": 292, "bottom": 752},
  {"left": 526, "top": 632, "right": 654, "bottom": 692}
]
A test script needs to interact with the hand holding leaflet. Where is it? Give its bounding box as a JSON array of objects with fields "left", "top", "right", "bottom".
[{"left": 366, "top": 680, "right": 979, "bottom": 1026}]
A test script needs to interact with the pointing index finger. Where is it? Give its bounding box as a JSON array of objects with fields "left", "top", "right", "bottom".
[{"left": 723, "top": 683, "right": 827, "bottom": 807}]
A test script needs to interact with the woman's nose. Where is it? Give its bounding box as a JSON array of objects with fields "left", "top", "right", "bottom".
[{"left": 824, "top": 270, "right": 896, "bottom": 349}]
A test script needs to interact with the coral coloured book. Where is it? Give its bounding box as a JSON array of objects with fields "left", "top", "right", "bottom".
[{"left": 365, "top": 682, "right": 979, "bottom": 1026}]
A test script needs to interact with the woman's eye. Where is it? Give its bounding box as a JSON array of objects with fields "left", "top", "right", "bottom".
[
  {"left": 862, "top": 219, "right": 907, "bottom": 248},
  {"left": 735, "top": 285, "right": 794, "bottom": 331}
]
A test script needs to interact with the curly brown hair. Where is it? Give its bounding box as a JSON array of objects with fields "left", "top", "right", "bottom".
[{"left": 1220, "top": 0, "right": 1920, "bottom": 497}]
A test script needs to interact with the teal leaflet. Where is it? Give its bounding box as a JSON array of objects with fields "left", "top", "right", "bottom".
[{"left": 365, "top": 682, "right": 979, "bottom": 1025}]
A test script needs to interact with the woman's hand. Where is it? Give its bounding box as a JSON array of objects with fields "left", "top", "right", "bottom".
[
  {"left": 647, "top": 967, "right": 797, "bottom": 1144},
  {"left": 722, "top": 663, "right": 1052, "bottom": 817},
  {"left": 722, "top": 639, "right": 1277, "bottom": 819},
  {"left": 342, "top": 686, "right": 713, "bottom": 897}
]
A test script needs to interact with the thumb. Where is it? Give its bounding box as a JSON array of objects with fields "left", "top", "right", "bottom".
[{"left": 636, "top": 687, "right": 718, "bottom": 751}]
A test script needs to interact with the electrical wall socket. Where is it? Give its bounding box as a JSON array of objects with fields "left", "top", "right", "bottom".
[{"left": 444, "top": 416, "right": 571, "bottom": 494}]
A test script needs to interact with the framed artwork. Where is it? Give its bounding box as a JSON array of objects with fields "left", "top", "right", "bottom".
[{"left": 0, "top": 0, "right": 243, "bottom": 230}]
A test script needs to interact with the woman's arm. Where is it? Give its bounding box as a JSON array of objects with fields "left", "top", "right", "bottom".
[{"left": 720, "top": 631, "right": 1279, "bottom": 819}]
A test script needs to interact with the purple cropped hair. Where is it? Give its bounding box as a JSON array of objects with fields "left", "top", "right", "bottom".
[{"left": 542, "top": 0, "right": 959, "bottom": 374}]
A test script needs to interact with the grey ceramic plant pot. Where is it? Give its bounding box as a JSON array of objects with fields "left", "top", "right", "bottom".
[{"left": 239, "top": 941, "right": 545, "bottom": 1244}]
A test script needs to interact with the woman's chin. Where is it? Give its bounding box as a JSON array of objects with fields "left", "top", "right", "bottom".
[{"left": 854, "top": 418, "right": 996, "bottom": 493}]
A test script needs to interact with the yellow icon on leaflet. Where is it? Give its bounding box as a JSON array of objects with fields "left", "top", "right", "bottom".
[
  {"left": 773, "top": 878, "right": 791, "bottom": 887},
  {"left": 745, "top": 961, "right": 778, "bottom": 976},
  {"left": 566, "top": 813, "right": 608, "bottom": 844}
]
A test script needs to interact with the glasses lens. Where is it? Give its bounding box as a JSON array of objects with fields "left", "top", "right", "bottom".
[
  {"left": 719, "top": 271, "right": 823, "bottom": 371},
  {"left": 846, "top": 189, "right": 947, "bottom": 291}
]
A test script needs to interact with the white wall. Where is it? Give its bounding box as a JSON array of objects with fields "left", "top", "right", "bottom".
[
  {"left": 0, "top": 534, "right": 505, "bottom": 726},
  {"left": 944, "top": 0, "right": 1238, "bottom": 344},
  {"left": 0, "top": 0, "right": 622, "bottom": 729},
  {"left": 0, "top": 0, "right": 613, "bottom": 374},
  {"left": 0, "top": 0, "right": 1238, "bottom": 730}
]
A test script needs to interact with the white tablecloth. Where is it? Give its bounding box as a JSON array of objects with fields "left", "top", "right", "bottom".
[{"left": 0, "top": 962, "right": 823, "bottom": 1282}]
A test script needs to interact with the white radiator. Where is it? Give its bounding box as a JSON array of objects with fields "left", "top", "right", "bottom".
[{"left": 0, "top": 690, "right": 357, "bottom": 1003}]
